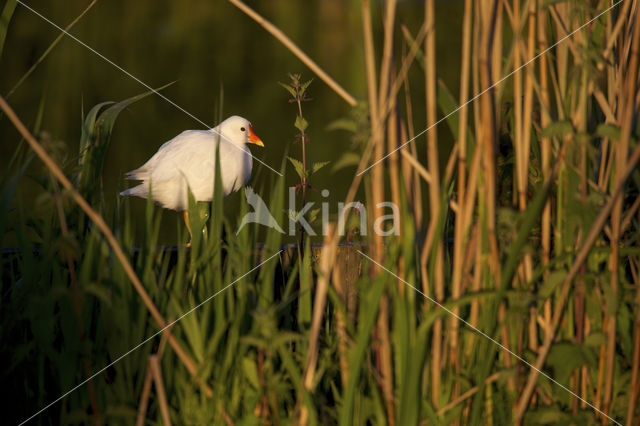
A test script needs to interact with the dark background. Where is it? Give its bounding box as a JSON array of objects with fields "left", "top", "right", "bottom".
[{"left": 1, "top": 0, "right": 464, "bottom": 244}]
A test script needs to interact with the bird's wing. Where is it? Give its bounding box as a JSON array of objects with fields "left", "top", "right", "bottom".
[
  {"left": 217, "top": 139, "right": 252, "bottom": 192},
  {"left": 126, "top": 130, "right": 216, "bottom": 183}
]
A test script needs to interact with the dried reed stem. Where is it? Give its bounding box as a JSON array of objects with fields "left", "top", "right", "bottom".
[
  {"left": 436, "top": 372, "right": 501, "bottom": 417},
  {"left": 422, "top": 0, "right": 445, "bottom": 408},
  {"left": 149, "top": 356, "right": 172, "bottom": 426},
  {"left": 381, "top": 23, "right": 427, "bottom": 119},
  {"left": 606, "top": 1, "right": 640, "bottom": 415},
  {"left": 400, "top": 53, "right": 424, "bottom": 229},
  {"left": 538, "top": 0, "right": 553, "bottom": 337},
  {"left": 401, "top": 149, "right": 432, "bottom": 183},
  {"left": 378, "top": 0, "right": 398, "bottom": 118},
  {"left": 388, "top": 76, "right": 404, "bottom": 290},
  {"left": 136, "top": 321, "right": 173, "bottom": 426},
  {"left": 361, "top": 0, "right": 395, "bottom": 421},
  {"left": 136, "top": 362, "right": 154, "bottom": 426},
  {"left": 449, "top": 0, "right": 473, "bottom": 385}
]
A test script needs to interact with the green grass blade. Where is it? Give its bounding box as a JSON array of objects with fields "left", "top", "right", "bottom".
[{"left": 0, "top": 0, "right": 16, "bottom": 61}]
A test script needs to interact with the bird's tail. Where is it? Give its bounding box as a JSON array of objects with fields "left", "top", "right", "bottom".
[{"left": 120, "top": 184, "right": 148, "bottom": 198}]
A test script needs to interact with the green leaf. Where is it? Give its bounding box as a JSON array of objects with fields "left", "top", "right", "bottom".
[
  {"left": 308, "top": 208, "right": 320, "bottom": 224},
  {"left": 287, "top": 156, "right": 305, "bottom": 178},
  {"left": 576, "top": 132, "right": 591, "bottom": 145},
  {"left": 78, "top": 81, "right": 175, "bottom": 203},
  {"left": 84, "top": 282, "right": 112, "bottom": 307},
  {"left": 584, "top": 332, "right": 606, "bottom": 347},
  {"left": 339, "top": 270, "right": 387, "bottom": 425},
  {"left": 287, "top": 209, "right": 299, "bottom": 223},
  {"left": 278, "top": 81, "right": 297, "bottom": 98},
  {"left": 79, "top": 101, "right": 114, "bottom": 157},
  {"left": 300, "top": 78, "right": 314, "bottom": 93},
  {"left": 437, "top": 79, "right": 460, "bottom": 140},
  {"left": 298, "top": 237, "right": 312, "bottom": 329},
  {"left": 295, "top": 115, "right": 308, "bottom": 132},
  {"left": 596, "top": 123, "right": 621, "bottom": 141},
  {"left": 547, "top": 342, "right": 596, "bottom": 385},
  {"left": 0, "top": 0, "right": 17, "bottom": 61},
  {"left": 311, "top": 161, "right": 329, "bottom": 175},
  {"left": 434, "top": 79, "right": 475, "bottom": 152},
  {"left": 327, "top": 118, "right": 358, "bottom": 133},
  {"left": 242, "top": 357, "right": 260, "bottom": 390},
  {"left": 400, "top": 25, "right": 426, "bottom": 70},
  {"left": 331, "top": 152, "right": 360, "bottom": 172},
  {"left": 538, "top": 270, "right": 566, "bottom": 299},
  {"left": 541, "top": 120, "right": 574, "bottom": 138},
  {"left": 523, "top": 407, "right": 572, "bottom": 424}
]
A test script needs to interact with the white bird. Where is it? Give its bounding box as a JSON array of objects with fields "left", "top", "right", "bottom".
[{"left": 120, "top": 115, "right": 264, "bottom": 240}]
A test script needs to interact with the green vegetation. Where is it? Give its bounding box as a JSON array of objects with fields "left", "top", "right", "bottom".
[{"left": 2, "top": 0, "right": 640, "bottom": 425}]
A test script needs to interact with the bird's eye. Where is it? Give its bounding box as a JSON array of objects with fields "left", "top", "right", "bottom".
[{"left": 240, "top": 127, "right": 246, "bottom": 132}]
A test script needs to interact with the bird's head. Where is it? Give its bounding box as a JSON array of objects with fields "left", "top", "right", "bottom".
[{"left": 217, "top": 115, "right": 264, "bottom": 147}]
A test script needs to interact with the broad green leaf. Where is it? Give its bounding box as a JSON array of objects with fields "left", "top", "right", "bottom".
[
  {"left": 523, "top": 407, "right": 566, "bottom": 424},
  {"left": 584, "top": 332, "right": 606, "bottom": 347},
  {"left": 311, "top": 161, "right": 329, "bottom": 175},
  {"left": 331, "top": 152, "right": 360, "bottom": 172},
  {"left": 242, "top": 357, "right": 260, "bottom": 390},
  {"left": 547, "top": 342, "right": 596, "bottom": 385},
  {"left": 84, "top": 281, "right": 112, "bottom": 307},
  {"left": 278, "top": 81, "right": 297, "bottom": 98},
  {"left": 287, "top": 156, "right": 305, "bottom": 179},
  {"left": 576, "top": 132, "right": 591, "bottom": 145},
  {"left": 596, "top": 123, "right": 621, "bottom": 141},
  {"left": 538, "top": 270, "right": 566, "bottom": 299},
  {"left": 287, "top": 208, "right": 299, "bottom": 223},
  {"left": 327, "top": 118, "right": 358, "bottom": 133},
  {"left": 300, "top": 78, "right": 314, "bottom": 93},
  {"left": 308, "top": 207, "right": 320, "bottom": 224},
  {"left": 541, "top": 120, "right": 573, "bottom": 138},
  {"left": 298, "top": 236, "right": 311, "bottom": 329},
  {"left": 295, "top": 115, "right": 308, "bottom": 132}
]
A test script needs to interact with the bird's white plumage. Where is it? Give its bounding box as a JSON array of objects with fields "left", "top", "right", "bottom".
[{"left": 120, "top": 115, "right": 258, "bottom": 211}]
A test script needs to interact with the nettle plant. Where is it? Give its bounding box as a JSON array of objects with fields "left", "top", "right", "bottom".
[{"left": 280, "top": 74, "right": 329, "bottom": 238}]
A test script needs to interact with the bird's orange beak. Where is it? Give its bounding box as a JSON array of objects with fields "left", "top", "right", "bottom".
[{"left": 248, "top": 125, "right": 264, "bottom": 147}]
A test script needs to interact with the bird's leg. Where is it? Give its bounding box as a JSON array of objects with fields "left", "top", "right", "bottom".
[{"left": 183, "top": 210, "right": 193, "bottom": 247}]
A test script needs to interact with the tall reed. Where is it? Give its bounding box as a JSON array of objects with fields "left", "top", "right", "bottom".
[{"left": 2, "top": 0, "right": 640, "bottom": 424}]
